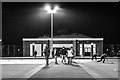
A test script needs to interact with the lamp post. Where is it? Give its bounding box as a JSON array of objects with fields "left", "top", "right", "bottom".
[
  {"left": 45, "top": 5, "right": 59, "bottom": 57},
  {"left": 32, "top": 43, "right": 35, "bottom": 56},
  {"left": 91, "top": 43, "right": 94, "bottom": 56}
]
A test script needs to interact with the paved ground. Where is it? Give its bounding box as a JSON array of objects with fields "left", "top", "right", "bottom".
[
  {"left": 75, "top": 59, "right": 119, "bottom": 78},
  {"left": 1, "top": 59, "right": 46, "bottom": 78},
  {"left": 1, "top": 58, "right": 119, "bottom": 80},
  {"left": 2, "top": 64, "right": 42, "bottom": 78},
  {"left": 29, "top": 61, "right": 94, "bottom": 78}
]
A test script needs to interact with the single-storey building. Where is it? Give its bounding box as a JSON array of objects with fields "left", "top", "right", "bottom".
[{"left": 23, "top": 33, "right": 103, "bottom": 57}]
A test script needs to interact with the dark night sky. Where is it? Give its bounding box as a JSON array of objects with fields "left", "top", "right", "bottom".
[{"left": 2, "top": 2, "right": 119, "bottom": 45}]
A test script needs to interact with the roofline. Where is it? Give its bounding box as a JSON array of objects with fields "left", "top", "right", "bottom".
[{"left": 23, "top": 38, "right": 103, "bottom": 41}]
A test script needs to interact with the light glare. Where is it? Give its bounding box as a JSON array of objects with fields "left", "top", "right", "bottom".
[
  {"left": 54, "top": 6, "right": 59, "bottom": 11},
  {"left": 44, "top": 4, "right": 60, "bottom": 13},
  {"left": 45, "top": 5, "right": 51, "bottom": 11}
]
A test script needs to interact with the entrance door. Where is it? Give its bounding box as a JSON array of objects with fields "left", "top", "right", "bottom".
[
  {"left": 84, "top": 43, "right": 96, "bottom": 56},
  {"left": 30, "top": 44, "right": 41, "bottom": 56},
  {"left": 93, "top": 44, "right": 96, "bottom": 55},
  {"left": 84, "top": 44, "right": 91, "bottom": 56},
  {"left": 53, "top": 44, "right": 73, "bottom": 57},
  {"left": 80, "top": 44, "right": 83, "bottom": 56},
  {"left": 35, "top": 44, "right": 41, "bottom": 56}
]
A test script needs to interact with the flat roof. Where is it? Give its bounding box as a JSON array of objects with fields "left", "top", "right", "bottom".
[{"left": 23, "top": 38, "right": 103, "bottom": 41}]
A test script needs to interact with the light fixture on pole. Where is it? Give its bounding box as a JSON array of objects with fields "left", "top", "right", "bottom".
[{"left": 44, "top": 4, "right": 60, "bottom": 57}]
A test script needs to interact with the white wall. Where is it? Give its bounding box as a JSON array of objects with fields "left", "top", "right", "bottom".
[{"left": 53, "top": 44, "right": 73, "bottom": 48}]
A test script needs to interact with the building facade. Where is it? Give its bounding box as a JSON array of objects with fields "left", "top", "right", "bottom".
[{"left": 23, "top": 37, "right": 103, "bottom": 57}]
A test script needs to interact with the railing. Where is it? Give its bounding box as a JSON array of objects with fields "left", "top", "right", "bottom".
[
  {"left": 103, "top": 44, "right": 120, "bottom": 57},
  {"left": 2, "top": 45, "right": 23, "bottom": 57}
]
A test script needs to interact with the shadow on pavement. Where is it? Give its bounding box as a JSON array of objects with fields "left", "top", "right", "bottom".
[
  {"left": 42, "top": 65, "right": 51, "bottom": 70},
  {"left": 70, "top": 63, "right": 80, "bottom": 67},
  {"left": 55, "top": 63, "right": 60, "bottom": 65},
  {"left": 106, "top": 62, "right": 116, "bottom": 64},
  {"left": 72, "top": 61, "right": 79, "bottom": 64},
  {"left": 51, "top": 61, "right": 61, "bottom": 65},
  {"left": 63, "top": 63, "right": 69, "bottom": 65}
]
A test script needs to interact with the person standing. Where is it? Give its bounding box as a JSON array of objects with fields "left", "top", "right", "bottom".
[
  {"left": 43, "top": 46, "right": 50, "bottom": 65},
  {"left": 52, "top": 49, "right": 55, "bottom": 58},
  {"left": 67, "top": 47, "right": 74, "bottom": 64},
  {"left": 97, "top": 53, "right": 107, "bottom": 63},
  {"left": 91, "top": 53, "right": 97, "bottom": 60},
  {"left": 59, "top": 46, "right": 67, "bottom": 63},
  {"left": 54, "top": 48, "right": 59, "bottom": 64},
  {"left": 34, "top": 50, "right": 37, "bottom": 58}
]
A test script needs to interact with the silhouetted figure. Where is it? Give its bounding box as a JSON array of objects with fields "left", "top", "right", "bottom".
[
  {"left": 43, "top": 46, "right": 50, "bottom": 65},
  {"left": 34, "top": 50, "right": 37, "bottom": 58},
  {"left": 54, "top": 48, "right": 59, "bottom": 64},
  {"left": 67, "top": 47, "right": 74, "bottom": 64},
  {"left": 97, "top": 53, "right": 107, "bottom": 63},
  {"left": 91, "top": 54, "right": 97, "bottom": 60},
  {"left": 52, "top": 49, "right": 55, "bottom": 58},
  {"left": 59, "top": 46, "right": 67, "bottom": 63}
]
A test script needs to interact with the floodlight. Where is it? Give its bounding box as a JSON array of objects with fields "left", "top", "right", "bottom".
[
  {"left": 45, "top": 5, "right": 60, "bottom": 13},
  {"left": 54, "top": 5, "right": 59, "bottom": 11}
]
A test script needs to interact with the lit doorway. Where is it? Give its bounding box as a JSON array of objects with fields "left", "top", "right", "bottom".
[
  {"left": 84, "top": 43, "right": 96, "bottom": 56},
  {"left": 30, "top": 44, "right": 41, "bottom": 57},
  {"left": 84, "top": 44, "right": 91, "bottom": 56}
]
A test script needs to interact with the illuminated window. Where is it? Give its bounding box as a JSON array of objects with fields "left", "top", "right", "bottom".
[
  {"left": 93, "top": 44, "right": 96, "bottom": 54},
  {"left": 80, "top": 44, "right": 83, "bottom": 55}
]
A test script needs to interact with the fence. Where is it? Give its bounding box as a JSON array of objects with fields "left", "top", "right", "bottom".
[
  {"left": 103, "top": 44, "right": 120, "bottom": 57},
  {"left": 2, "top": 45, "right": 23, "bottom": 57}
]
